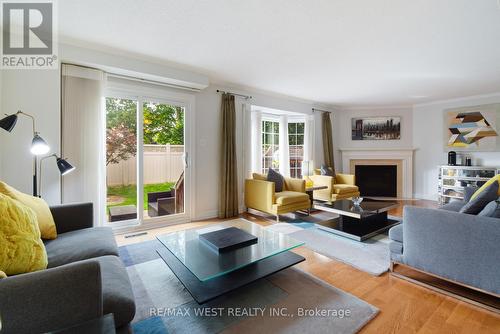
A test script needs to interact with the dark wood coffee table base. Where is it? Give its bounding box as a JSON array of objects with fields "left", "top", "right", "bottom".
[
  {"left": 315, "top": 211, "right": 400, "bottom": 241},
  {"left": 157, "top": 248, "right": 305, "bottom": 304}
]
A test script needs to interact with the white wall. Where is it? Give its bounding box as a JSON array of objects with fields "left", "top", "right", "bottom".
[
  {"left": 333, "top": 106, "right": 413, "bottom": 172},
  {"left": 336, "top": 107, "right": 413, "bottom": 149},
  {"left": 413, "top": 93, "right": 500, "bottom": 200},
  {"left": 0, "top": 69, "right": 61, "bottom": 204}
]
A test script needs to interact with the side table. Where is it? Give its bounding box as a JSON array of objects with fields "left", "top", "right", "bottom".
[{"left": 305, "top": 185, "right": 328, "bottom": 212}]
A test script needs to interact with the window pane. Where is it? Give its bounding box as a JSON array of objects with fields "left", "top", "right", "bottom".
[
  {"left": 297, "top": 122, "right": 305, "bottom": 133},
  {"left": 264, "top": 133, "right": 272, "bottom": 144},
  {"left": 289, "top": 135, "right": 296, "bottom": 145},
  {"left": 264, "top": 121, "right": 272, "bottom": 133},
  {"left": 143, "top": 102, "right": 185, "bottom": 218},
  {"left": 274, "top": 134, "right": 279, "bottom": 145},
  {"left": 288, "top": 123, "right": 296, "bottom": 133},
  {"left": 106, "top": 97, "right": 138, "bottom": 223},
  {"left": 273, "top": 122, "right": 279, "bottom": 133},
  {"left": 297, "top": 135, "right": 304, "bottom": 145},
  {"left": 262, "top": 144, "right": 270, "bottom": 156}
]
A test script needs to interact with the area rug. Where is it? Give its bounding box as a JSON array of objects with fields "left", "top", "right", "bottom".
[
  {"left": 264, "top": 216, "right": 401, "bottom": 276},
  {"left": 119, "top": 240, "right": 379, "bottom": 334}
]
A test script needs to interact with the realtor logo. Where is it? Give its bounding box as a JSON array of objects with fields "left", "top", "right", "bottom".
[{"left": 1, "top": 1, "right": 58, "bottom": 69}]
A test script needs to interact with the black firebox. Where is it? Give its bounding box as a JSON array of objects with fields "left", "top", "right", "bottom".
[{"left": 355, "top": 165, "right": 397, "bottom": 197}]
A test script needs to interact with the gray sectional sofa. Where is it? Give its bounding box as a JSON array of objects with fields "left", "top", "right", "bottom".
[
  {"left": 0, "top": 203, "right": 136, "bottom": 334},
  {"left": 389, "top": 196, "right": 500, "bottom": 296}
]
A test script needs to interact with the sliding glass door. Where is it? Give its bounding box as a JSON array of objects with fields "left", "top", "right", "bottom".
[
  {"left": 105, "top": 90, "right": 191, "bottom": 227},
  {"left": 142, "top": 101, "right": 185, "bottom": 219}
]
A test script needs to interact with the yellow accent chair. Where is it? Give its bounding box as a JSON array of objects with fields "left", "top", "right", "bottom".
[
  {"left": 245, "top": 173, "right": 311, "bottom": 221},
  {"left": 310, "top": 169, "right": 360, "bottom": 202}
]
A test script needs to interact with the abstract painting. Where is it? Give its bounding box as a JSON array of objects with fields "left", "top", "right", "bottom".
[
  {"left": 351, "top": 117, "right": 401, "bottom": 140},
  {"left": 444, "top": 103, "right": 500, "bottom": 151}
]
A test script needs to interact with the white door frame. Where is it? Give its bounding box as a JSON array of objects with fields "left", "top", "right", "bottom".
[{"left": 105, "top": 79, "right": 196, "bottom": 232}]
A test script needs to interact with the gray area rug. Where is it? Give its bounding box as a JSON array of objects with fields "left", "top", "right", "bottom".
[
  {"left": 120, "top": 240, "right": 379, "bottom": 334},
  {"left": 263, "top": 215, "right": 400, "bottom": 276}
]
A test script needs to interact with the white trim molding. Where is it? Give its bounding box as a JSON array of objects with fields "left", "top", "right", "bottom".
[{"left": 340, "top": 148, "right": 415, "bottom": 199}]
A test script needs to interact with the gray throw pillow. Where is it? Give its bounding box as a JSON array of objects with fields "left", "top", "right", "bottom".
[
  {"left": 463, "top": 186, "right": 478, "bottom": 203},
  {"left": 459, "top": 181, "right": 499, "bottom": 215},
  {"left": 320, "top": 164, "right": 334, "bottom": 176},
  {"left": 267, "top": 168, "right": 284, "bottom": 192},
  {"left": 478, "top": 199, "right": 500, "bottom": 218}
]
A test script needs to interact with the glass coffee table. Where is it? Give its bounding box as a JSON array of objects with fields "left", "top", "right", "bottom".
[
  {"left": 156, "top": 220, "right": 305, "bottom": 304},
  {"left": 313, "top": 198, "right": 400, "bottom": 241}
]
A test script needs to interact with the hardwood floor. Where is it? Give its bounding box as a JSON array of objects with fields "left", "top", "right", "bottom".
[{"left": 115, "top": 199, "right": 500, "bottom": 333}]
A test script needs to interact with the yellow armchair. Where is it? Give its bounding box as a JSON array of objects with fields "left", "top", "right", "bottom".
[
  {"left": 245, "top": 173, "right": 310, "bottom": 221},
  {"left": 310, "top": 172, "right": 360, "bottom": 202}
]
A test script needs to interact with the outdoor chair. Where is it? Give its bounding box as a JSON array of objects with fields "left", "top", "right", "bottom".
[{"left": 147, "top": 190, "right": 176, "bottom": 217}]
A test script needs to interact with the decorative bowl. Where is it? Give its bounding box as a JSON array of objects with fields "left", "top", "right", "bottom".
[{"left": 352, "top": 196, "right": 364, "bottom": 206}]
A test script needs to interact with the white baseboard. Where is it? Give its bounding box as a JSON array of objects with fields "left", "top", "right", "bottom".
[
  {"left": 193, "top": 209, "right": 218, "bottom": 221},
  {"left": 193, "top": 205, "right": 247, "bottom": 221}
]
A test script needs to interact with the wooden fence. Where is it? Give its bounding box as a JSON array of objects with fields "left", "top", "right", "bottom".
[{"left": 107, "top": 145, "right": 184, "bottom": 186}]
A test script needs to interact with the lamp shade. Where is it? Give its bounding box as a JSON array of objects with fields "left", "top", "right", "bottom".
[
  {"left": 0, "top": 114, "right": 18, "bottom": 132},
  {"left": 56, "top": 157, "right": 75, "bottom": 175},
  {"left": 31, "top": 133, "right": 50, "bottom": 155}
]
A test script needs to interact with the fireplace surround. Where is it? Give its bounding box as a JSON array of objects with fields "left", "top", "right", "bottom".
[{"left": 340, "top": 148, "right": 414, "bottom": 198}]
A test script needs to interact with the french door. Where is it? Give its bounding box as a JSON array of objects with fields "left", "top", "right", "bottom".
[{"left": 104, "top": 86, "right": 193, "bottom": 228}]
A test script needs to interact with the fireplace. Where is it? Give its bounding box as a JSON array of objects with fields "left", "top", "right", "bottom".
[
  {"left": 355, "top": 165, "right": 397, "bottom": 197},
  {"left": 341, "top": 149, "right": 414, "bottom": 199}
]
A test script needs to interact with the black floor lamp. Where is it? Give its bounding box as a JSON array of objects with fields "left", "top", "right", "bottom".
[
  {"left": 39, "top": 154, "right": 75, "bottom": 197},
  {"left": 0, "top": 110, "right": 50, "bottom": 196}
]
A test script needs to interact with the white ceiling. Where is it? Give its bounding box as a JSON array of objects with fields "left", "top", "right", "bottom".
[{"left": 59, "top": 0, "right": 500, "bottom": 106}]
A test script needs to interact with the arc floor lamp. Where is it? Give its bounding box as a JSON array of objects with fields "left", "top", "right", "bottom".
[{"left": 0, "top": 110, "right": 50, "bottom": 196}]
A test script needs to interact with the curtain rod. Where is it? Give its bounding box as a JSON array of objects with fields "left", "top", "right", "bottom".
[
  {"left": 107, "top": 73, "right": 202, "bottom": 92},
  {"left": 217, "top": 89, "right": 252, "bottom": 99},
  {"left": 312, "top": 108, "right": 332, "bottom": 113},
  {"left": 62, "top": 63, "right": 203, "bottom": 92}
]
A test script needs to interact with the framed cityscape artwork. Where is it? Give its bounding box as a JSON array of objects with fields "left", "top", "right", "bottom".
[
  {"left": 444, "top": 103, "right": 500, "bottom": 151},
  {"left": 351, "top": 116, "right": 401, "bottom": 140}
]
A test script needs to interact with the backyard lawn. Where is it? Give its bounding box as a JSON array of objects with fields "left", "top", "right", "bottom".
[{"left": 107, "top": 182, "right": 174, "bottom": 211}]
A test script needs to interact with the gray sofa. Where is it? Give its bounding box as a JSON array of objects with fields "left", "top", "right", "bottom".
[
  {"left": 389, "top": 194, "right": 500, "bottom": 296},
  {"left": 0, "top": 203, "right": 136, "bottom": 334}
]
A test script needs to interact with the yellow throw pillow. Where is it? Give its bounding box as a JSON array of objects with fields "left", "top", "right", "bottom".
[
  {"left": 0, "top": 193, "right": 48, "bottom": 275},
  {"left": 471, "top": 175, "right": 500, "bottom": 200},
  {"left": 0, "top": 181, "right": 57, "bottom": 239}
]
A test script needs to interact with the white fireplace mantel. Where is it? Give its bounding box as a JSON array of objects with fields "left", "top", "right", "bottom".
[{"left": 339, "top": 148, "right": 415, "bottom": 198}]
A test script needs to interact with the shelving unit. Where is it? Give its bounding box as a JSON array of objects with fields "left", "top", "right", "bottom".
[{"left": 438, "top": 165, "right": 500, "bottom": 204}]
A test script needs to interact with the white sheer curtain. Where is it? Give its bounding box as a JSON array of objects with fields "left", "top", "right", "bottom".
[
  {"left": 61, "top": 64, "right": 106, "bottom": 226},
  {"left": 250, "top": 111, "right": 262, "bottom": 173},
  {"left": 303, "top": 114, "right": 314, "bottom": 163},
  {"left": 279, "top": 115, "right": 290, "bottom": 177}
]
